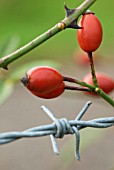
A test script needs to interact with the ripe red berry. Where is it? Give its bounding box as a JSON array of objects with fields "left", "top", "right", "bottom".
[
  {"left": 82, "top": 73, "right": 114, "bottom": 95},
  {"left": 21, "top": 66, "right": 63, "bottom": 94},
  {"left": 31, "top": 82, "right": 65, "bottom": 99},
  {"left": 77, "top": 11, "right": 103, "bottom": 52}
]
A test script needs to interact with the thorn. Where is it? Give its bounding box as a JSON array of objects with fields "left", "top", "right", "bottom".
[
  {"left": 64, "top": 3, "right": 82, "bottom": 29},
  {"left": 67, "top": 21, "right": 82, "bottom": 29},
  {"left": 3, "top": 65, "right": 8, "bottom": 70},
  {"left": 64, "top": 2, "right": 68, "bottom": 11},
  {"left": 64, "top": 3, "right": 75, "bottom": 17}
]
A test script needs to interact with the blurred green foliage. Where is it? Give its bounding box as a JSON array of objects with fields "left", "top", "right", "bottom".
[{"left": 0, "top": 0, "right": 114, "bottom": 61}]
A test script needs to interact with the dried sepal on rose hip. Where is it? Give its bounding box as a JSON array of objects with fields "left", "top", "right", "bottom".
[
  {"left": 20, "top": 66, "right": 64, "bottom": 99},
  {"left": 82, "top": 73, "right": 114, "bottom": 95},
  {"left": 77, "top": 10, "right": 103, "bottom": 53}
]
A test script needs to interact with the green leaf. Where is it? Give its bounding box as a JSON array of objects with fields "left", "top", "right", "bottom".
[
  {"left": 0, "top": 79, "right": 14, "bottom": 105},
  {"left": 9, "top": 59, "right": 61, "bottom": 83}
]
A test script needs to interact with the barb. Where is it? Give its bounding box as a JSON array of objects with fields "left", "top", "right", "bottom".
[{"left": 0, "top": 101, "right": 114, "bottom": 161}]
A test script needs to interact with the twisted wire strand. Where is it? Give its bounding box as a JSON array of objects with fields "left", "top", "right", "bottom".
[{"left": 0, "top": 101, "right": 114, "bottom": 160}]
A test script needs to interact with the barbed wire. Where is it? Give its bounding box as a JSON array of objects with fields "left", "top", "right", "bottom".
[{"left": 0, "top": 101, "right": 114, "bottom": 160}]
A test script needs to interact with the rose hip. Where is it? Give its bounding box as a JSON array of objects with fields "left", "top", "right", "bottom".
[
  {"left": 77, "top": 11, "right": 103, "bottom": 52},
  {"left": 21, "top": 66, "right": 63, "bottom": 94}
]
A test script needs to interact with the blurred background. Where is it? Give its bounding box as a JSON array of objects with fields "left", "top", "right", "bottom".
[{"left": 0, "top": 0, "right": 114, "bottom": 170}]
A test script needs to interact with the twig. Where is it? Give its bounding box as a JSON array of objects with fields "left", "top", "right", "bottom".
[
  {"left": 65, "top": 85, "right": 91, "bottom": 92},
  {"left": 63, "top": 76, "right": 114, "bottom": 107},
  {"left": 0, "top": 0, "right": 96, "bottom": 69},
  {"left": 88, "top": 52, "right": 99, "bottom": 87}
]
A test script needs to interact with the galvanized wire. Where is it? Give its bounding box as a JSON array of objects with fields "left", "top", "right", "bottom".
[{"left": 0, "top": 101, "right": 114, "bottom": 160}]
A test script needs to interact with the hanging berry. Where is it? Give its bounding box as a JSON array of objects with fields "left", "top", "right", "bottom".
[
  {"left": 20, "top": 66, "right": 64, "bottom": 95},
  {"left": 31, "top": 82, "right": 65, "bottom": 99},
  {"left": 77, "top": 11, "right": 103, "bottom": 53}
]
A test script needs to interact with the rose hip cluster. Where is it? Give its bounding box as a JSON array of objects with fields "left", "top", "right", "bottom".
[
  {"left": 76, "top": 11, "right": 114, "bottom": 93},
  {"left": 21, "top": 11, "right": 114, "bottom": 99},
  {"left": 21, "top": 65, "right": 114, "bottom": 99}
]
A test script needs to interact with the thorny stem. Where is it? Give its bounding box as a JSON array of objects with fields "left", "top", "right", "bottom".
[
  {"left": 63, "top": 76, "right": 114, "bottom": 107},
  {"left": 88, "top": 52, "right": 99, "bottom": 87},
  {"left": 0, "top": 0, "right": 96, "bottom": 69}
]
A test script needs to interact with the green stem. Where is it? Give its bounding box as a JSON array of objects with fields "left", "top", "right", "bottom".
[
  {"left": 86, "top": 52, "right": 114, "bottom": 106},
  {"left": 95, "top": 88, "right": 114, "bottom": 107},
  {"left": 63, "top": 76, "right": 114, "bottom": 107},
  {"left": 88, "top": 52, "right": 98, "bottom": 87},
  {"left": 65, "top": 85, "right": 91, "bottom": 92},
  {"left": 0, "top": 0, "right": 96, "bottom": 69},
  {"left": 63, "top": 76, "right": 95, "bottom": 91}
]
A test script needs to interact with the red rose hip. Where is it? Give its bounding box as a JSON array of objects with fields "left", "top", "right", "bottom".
[
  {"left": 77, "top": 11, "right": 103, "bottom": 52},
  {"left": 32, "top": 82, "right": 65, "bottom": 99},
  {"left": 21, "top": 66, "right": 63, "bottom": 94}
]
